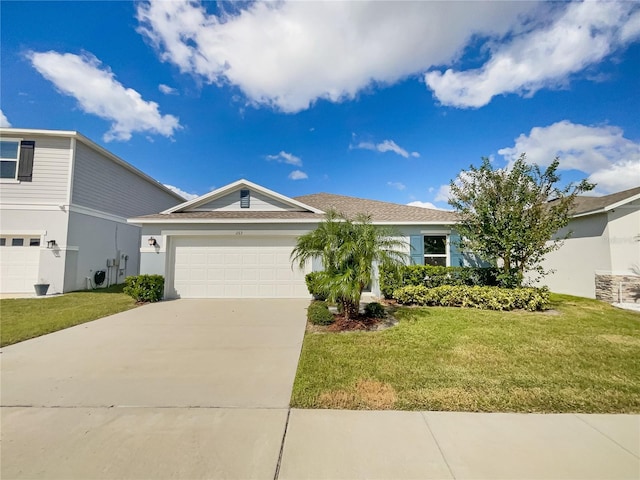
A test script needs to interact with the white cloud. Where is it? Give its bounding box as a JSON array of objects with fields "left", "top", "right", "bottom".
[
  {"left": 136, "top": 0, "right": 533, "bottom": 112},
  {"left": 158, "top": 83, "right": 178, "bottom": 95},
  {"left": 498, "top": 120, "right": 640, "bottom": 194},
  {"left": 407, "top": 201, "right": 438, "bottom": 209},
  {"left": 266, "top": 151, "right": 302, "bottom": 167},
  {"left": 351, "top": 138, "right": 418, "bottom": 159},
  {"left": 434, "top": 184, "right": 452, "bottom": 203},
  {"left": 163, "top": 184, "right": 199, "bottom": 200},
  {"left": 387, "top": 181, "right": 406, "bottom": 191},
  {"left": 425, "top": 1, "right": 640, "bottom": 108},
  {"left": 0, "top": 109, "right": 11, "bottom": 127},
  {"left": 288, "top": 170, "right": 308, "bottom": 180},
  {"left": 29, "top": 51, "right": 181, "bottom": 142}
]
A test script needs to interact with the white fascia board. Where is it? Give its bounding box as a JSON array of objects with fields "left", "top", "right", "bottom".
[
  {"left": 604, "top": 193, "right": 640, "bottom": 211},
  {"left": 162, "top": 178, "right": 325, "bottom": 214},
  {"left": 0, "top": 127, "right": 185, "bottom": 202},
  {"left": 127, "top": 217, "right": 456, "bottom": 226},
  {"left": 572, "top": 209, "right": 605, "bottom": 219}
]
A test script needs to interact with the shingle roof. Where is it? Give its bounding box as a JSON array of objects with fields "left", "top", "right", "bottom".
[
  {"left": 570, "top": 186, "right": 640, "bottom": 216},
  {"left": 132, "top": 211, "right": 323, "bottom": 220},
  {"left": 294, "top": 193, "right": 458, "bottom": 223},
  {"left": 132, "top": 193, "right": 458, "bottom": 223}
]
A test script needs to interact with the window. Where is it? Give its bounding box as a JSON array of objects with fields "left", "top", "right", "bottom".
[
  {"left": 240, "top": 189, "right": 250, "bottom": 208},
  {"left": 29, "top": 238, "right": 41, "bottom": 246},
  {"left": 424, "top": 235, "right": 447, "bottom": 266},
  {"left": 0, "top": 139, "right": 35, "bottom": 181},
  {"left": 0, "top": 140, "right": 20, "bottom": 179},
  {"left": 11, "top": 238, "right": 24, "bottom": 246},
  {"left": 0, "top": 238, "right": 5, "bottom": 246}
]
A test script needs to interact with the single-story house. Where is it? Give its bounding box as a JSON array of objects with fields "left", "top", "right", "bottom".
[
  {"left": 538, "top": 186, "right": 640, "bottom": 302},
  {"left": 0, "top": 128, "right": 184, "bottom": 294},
  {"left": 129, "top": 179, "right": 469, "bottom": 299}
]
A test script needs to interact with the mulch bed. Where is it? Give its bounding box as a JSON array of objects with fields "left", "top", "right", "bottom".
[{"left": 308, "top": 312, "right": 398, "bottom": 333}]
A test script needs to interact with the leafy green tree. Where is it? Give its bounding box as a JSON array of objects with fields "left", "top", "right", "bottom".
[
  {"left": 448, "top": 154, "right": 594, "bottom": 287},
  {"left": 291, "top": 210, "right": 407, "bottom": 320}
]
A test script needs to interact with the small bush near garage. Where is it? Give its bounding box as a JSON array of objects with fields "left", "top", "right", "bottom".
[
  {"left": 123, "top": 275, "right": 164, "bottom": 303},
  {"left": 305, "top": 272, "right": 329, "bottom": 300},
  {"left": 307, "top": 301, "right": 335, "bottom": 325},
  {"left": 393, "top": 285, "right": 550, "bottom": 311},
  {"left": 364, "top": 302, "right": 386, "bottom": 318}
]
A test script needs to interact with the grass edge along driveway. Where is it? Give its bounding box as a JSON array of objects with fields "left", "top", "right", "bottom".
[
  {"left": 291, "top": 294, "right": 640, "bottom": 413},
  {"left": 1, "top": 285, "right": 137, "bottom": 347}
]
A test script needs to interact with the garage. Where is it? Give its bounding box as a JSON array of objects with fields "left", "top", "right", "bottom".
[
  {"left": 0, "top": 238, "right": 41, "bottom": 293},
  {"left": 170, "top": 235, "right": 309, "bottom": 298}
]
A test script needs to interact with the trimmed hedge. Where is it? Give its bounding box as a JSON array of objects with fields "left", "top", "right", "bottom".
[
  {"left": 393, "top": 285, "right": 550, "bottom": 311},
  {"left": 307, "top": 301, "right": 335, "bottom": 325},
  {"left": 123, "top": 274, "right": 164, "bottom": 303},
  {"left": 380, "top": 264, "right": 504, "bottom": 298},
  {"left": 305, "top": 272, "right": 329, "bottom": 301}
]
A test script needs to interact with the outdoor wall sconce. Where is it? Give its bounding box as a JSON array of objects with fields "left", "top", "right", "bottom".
[
  {"left": 148, "top": 237, "right": 158, "bottom": 247},
  {"left": 46, "top": 240, "right": 57, "bottom": 249}
]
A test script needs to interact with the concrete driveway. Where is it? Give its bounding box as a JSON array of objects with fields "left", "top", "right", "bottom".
[
  {"left": 2, "top": 299, "right": 307, "bottom": 479},
  {"left": 1, "top": 298, "right": 308, "bottom": 408}
]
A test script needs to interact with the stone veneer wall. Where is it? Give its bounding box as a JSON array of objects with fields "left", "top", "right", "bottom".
[{"left": 595, "top": 274, "right": 640, "bottom": 303}]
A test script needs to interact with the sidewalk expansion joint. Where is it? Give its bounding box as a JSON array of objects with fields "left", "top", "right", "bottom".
[
  {"left": 574, "top": 414, "right": 640, "bottom": 459},
  {"left": 420, "top": 412, "right": 457, "bottom": 479},
  {"left": 273, "top": 407, "right": 291, "bottom": 480}
]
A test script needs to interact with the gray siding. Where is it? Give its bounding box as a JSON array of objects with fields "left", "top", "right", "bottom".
[
  {"left": 0, "top": 136, "right": 70, "bottom": 204},
  {"left": 72, "top": 142, "right": 181, "bottom": 218},
  {"left": 194, "top": 190, "right": 301, "bottom": 211}
]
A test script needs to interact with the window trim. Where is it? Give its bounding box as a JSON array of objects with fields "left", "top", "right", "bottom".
[
  {"left": 423, "top": 234, "right": 450, "bottom": 267},
  {"left": 0, "top": 137, "right": 22, "bottom": 181}
]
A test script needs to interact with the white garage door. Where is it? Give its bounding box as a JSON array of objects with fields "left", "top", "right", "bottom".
[
  {"left": 0, "top": 246, "right": 40, "bottom": 293},
  {"left": 171, "top": 236, "right": 309, "bottom": 298}
]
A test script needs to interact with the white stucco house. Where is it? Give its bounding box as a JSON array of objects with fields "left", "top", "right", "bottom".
[
  {"left": 129, "top": 179, "right": 465, "bottom": 299},
  {"left": 0, "top": 128, "right": 184, "bottom": 294},
  {"left": 539, "top": 186, "right": 640, "bottom": 302}
]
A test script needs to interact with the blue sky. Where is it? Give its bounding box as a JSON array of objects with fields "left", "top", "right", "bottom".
[{"left": 1, "top": 1, "right": 639, "bottom": 206}]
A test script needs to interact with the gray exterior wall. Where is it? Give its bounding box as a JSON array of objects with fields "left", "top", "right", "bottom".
[
  {"left": 72, "top": 142, "right": 181, "bottom": 218},
  {"left": 0, "top": 135, "right": 71, "bottom": 205}
]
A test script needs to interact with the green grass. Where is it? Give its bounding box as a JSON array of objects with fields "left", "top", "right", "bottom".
[
  {"left": 291, "top": 294, "right": 640, "bottom": 413},
  {"left": 0, "top": 285, "right": 138, "bottom": 347}
]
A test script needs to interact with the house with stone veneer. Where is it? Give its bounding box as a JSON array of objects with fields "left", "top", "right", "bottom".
[{"left": 537, "top": 186, "right": 640, "bottom": 302}]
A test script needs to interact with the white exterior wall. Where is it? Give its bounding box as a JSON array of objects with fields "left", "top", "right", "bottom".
[
  {"left": 66, "top": 211, "right": 141, "bottom": 291},
  {"left": 0, "top": 208, "right": 70, "bottom": 293},
  {"left": 72, "top": 142, "right": 181, "bottom": 218},
  {"left": 536, "top": 214, "right": 612, "bottom": 298},
  {"left": 606, "top": 200, "right": 640, "bottom": 274}
]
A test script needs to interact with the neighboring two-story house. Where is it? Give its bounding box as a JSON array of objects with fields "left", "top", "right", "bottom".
[{"left": 0, "top": 128, "right": 184, "bottom": 294}]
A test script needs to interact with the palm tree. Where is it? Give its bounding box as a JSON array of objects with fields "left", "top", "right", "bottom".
[{"left": 291, "top": 210, "right": 407, "bottom": 321}]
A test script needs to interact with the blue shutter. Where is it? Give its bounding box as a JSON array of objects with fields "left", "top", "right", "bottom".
[
  {"left": 449, "top": 231, "right": 463, "bottom": 267},
  {"left": 409, "top": 235, "right": 423, "bottom": 265}
]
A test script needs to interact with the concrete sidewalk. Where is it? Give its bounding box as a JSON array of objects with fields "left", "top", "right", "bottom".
[{"left": 2, "top": 407, "right": 638, "bottom": 479}]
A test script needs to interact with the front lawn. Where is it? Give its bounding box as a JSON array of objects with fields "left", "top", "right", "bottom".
[
  {"left": 291, "top": 294, "right": 640, "bottom": 413},
  {"left": 0, "top": 285, "right": 138, "bottom": 347}
]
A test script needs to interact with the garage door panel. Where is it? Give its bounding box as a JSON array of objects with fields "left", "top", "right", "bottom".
[
  {"left": 172, "top": 236, "right": 308, "bottom": 299},
  {"left": 0, "top": 248, "right": 40, "bottom": 293}
]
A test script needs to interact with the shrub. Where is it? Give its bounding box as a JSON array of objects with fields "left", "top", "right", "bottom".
[
  {"left": 307, "top": 301, "right": 335, "bottom": 325},
  {"left": 392, "top": 285, "right": 549, "bottom": 311},
  {"left": 364, "top": 302, "right": 386, "bottom": 318},
  {"left": 379, "top": 264, "right": 507, "bottom": 298},
  {"left": 123, "top": 275, "right": 164, "bottom": 303},
  {"left": 305, "top": 272, "right": 329, "bottom": 300}
]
